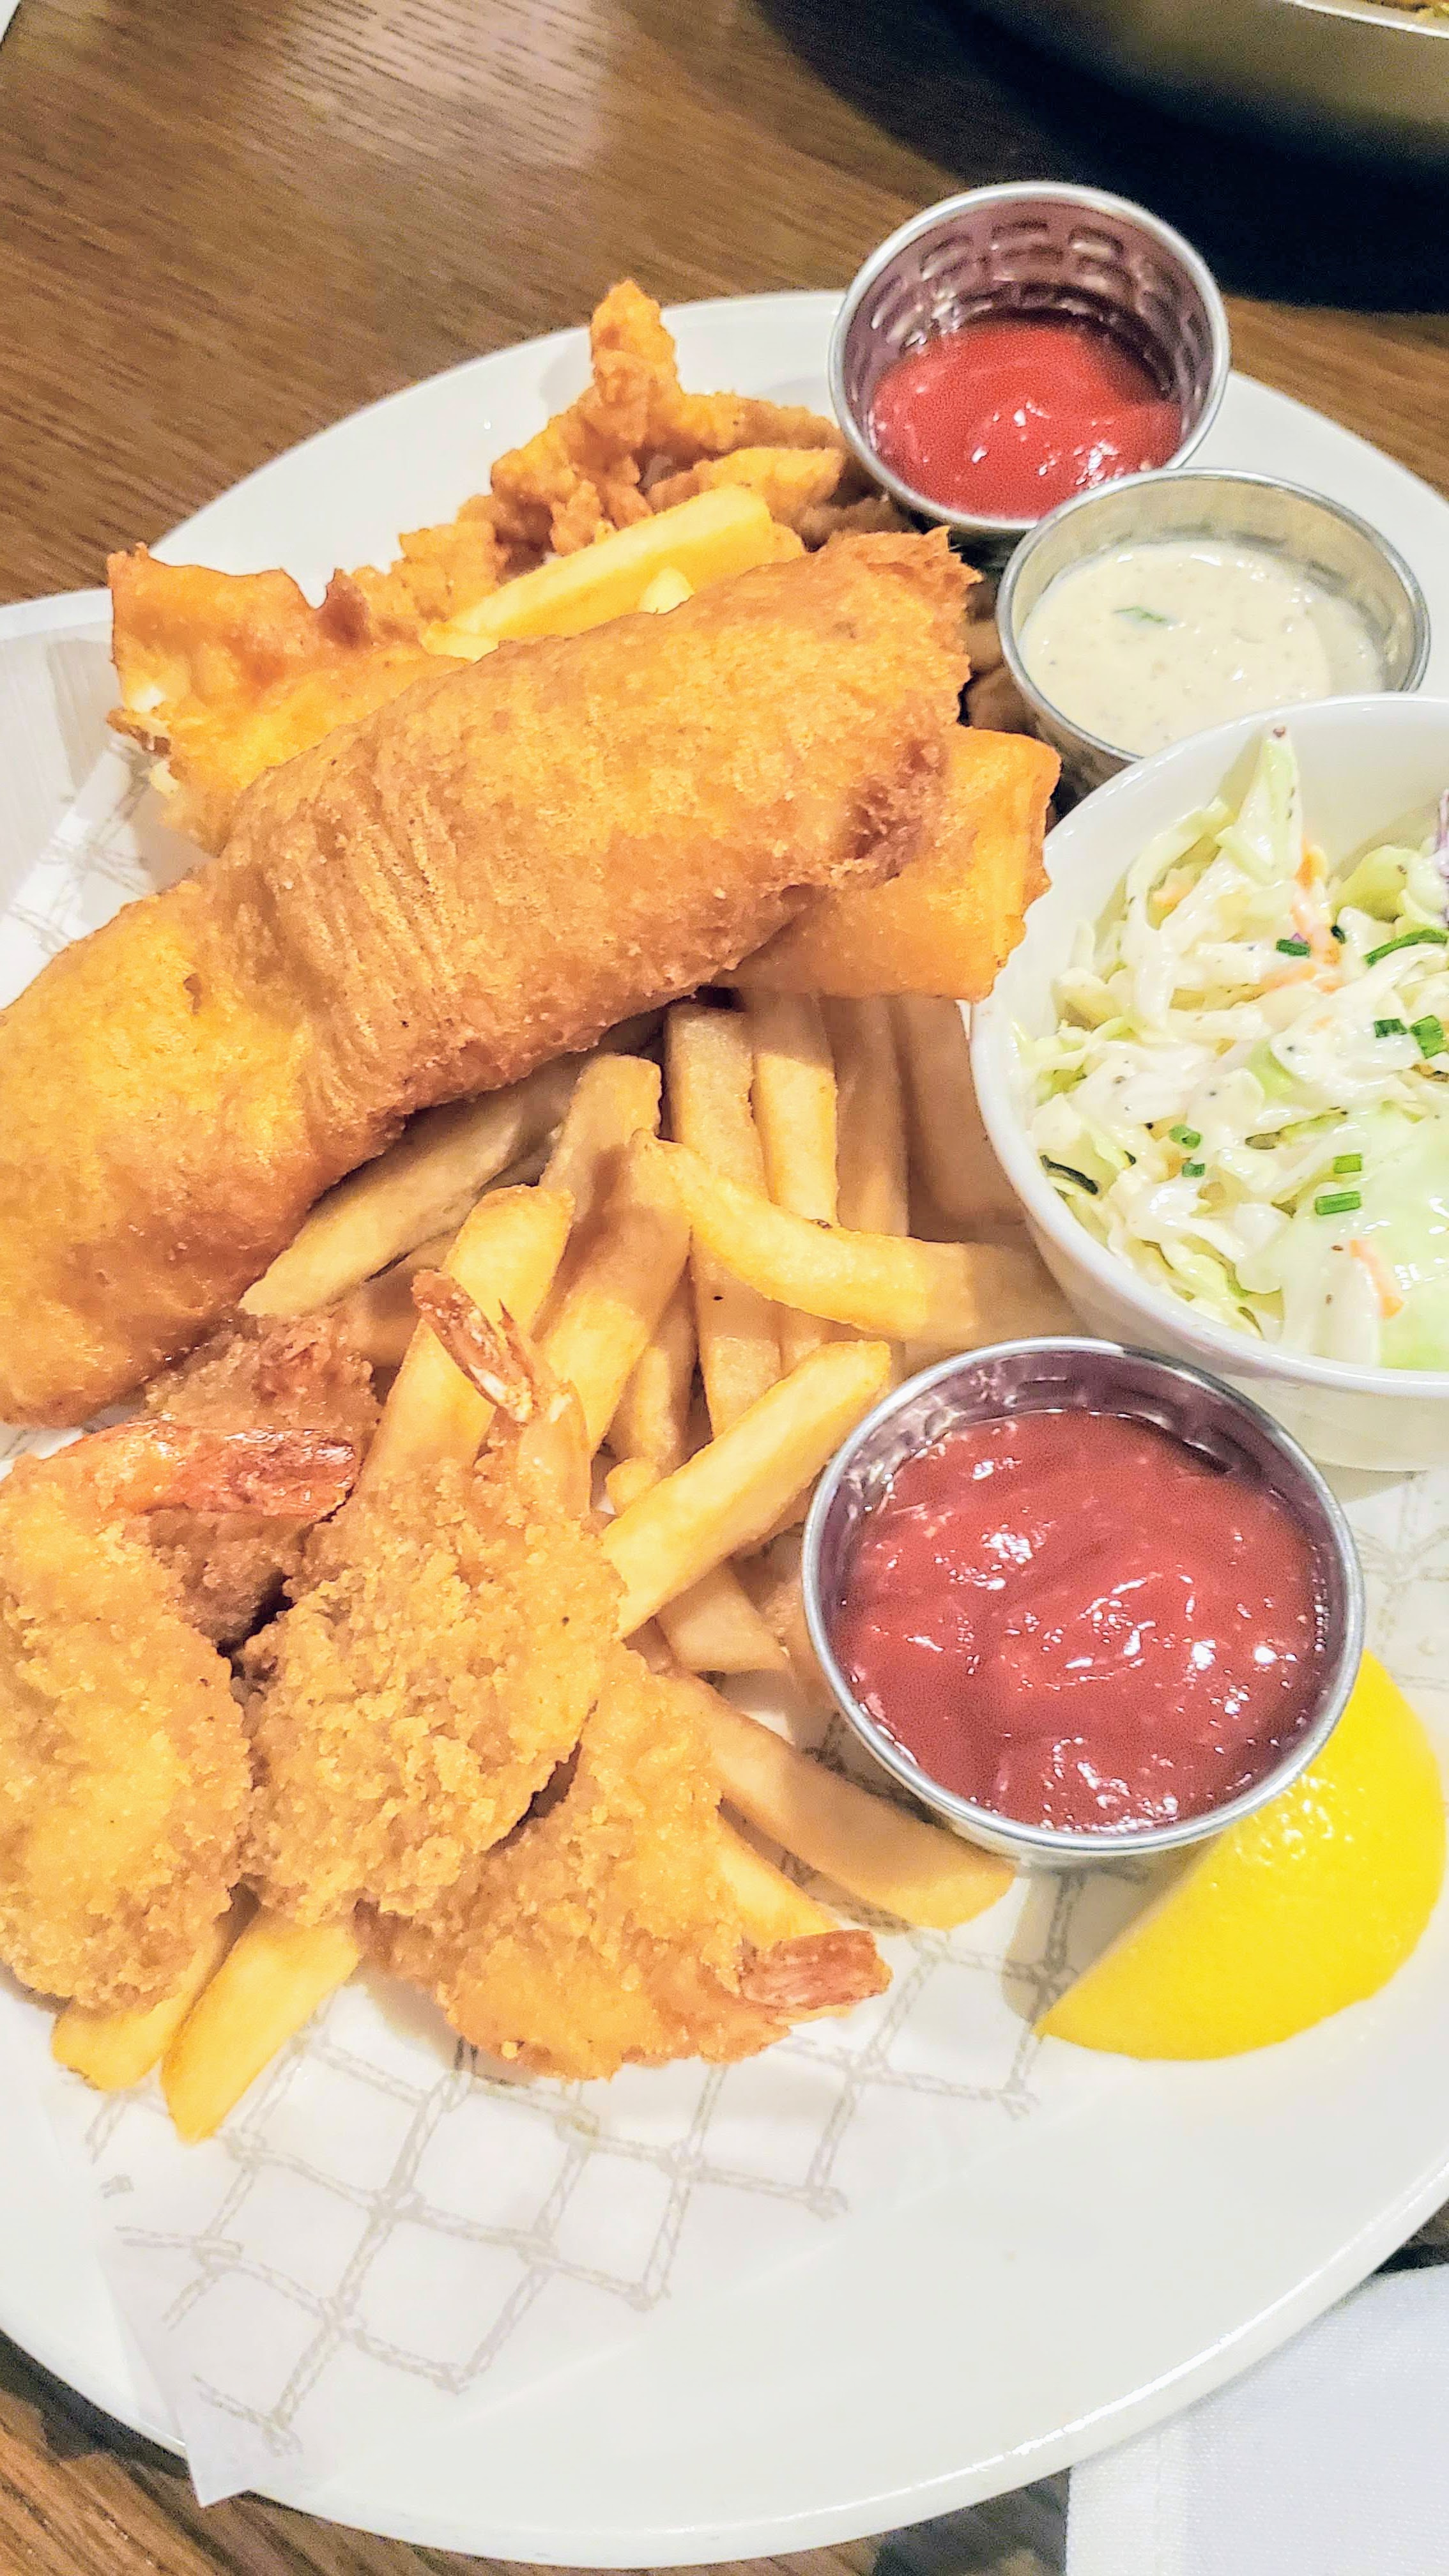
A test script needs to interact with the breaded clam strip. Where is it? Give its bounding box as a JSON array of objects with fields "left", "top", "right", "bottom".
[{"left": 0, "top": 531, "right": 967, "bottom": 1423}]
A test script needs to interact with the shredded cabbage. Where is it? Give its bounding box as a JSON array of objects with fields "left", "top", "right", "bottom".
[{"left": 1022, "top": 725, "right": 1449, "bottom": 1368}]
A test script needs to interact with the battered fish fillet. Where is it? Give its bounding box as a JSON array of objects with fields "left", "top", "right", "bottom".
[
  {"left": 1, "top": 532, "right": 967, "bottom": 1425},
  {"left": 109, "top": 550, "right": 456, "bottom": 854},
  {"left": 0, "top": 1425, "right": 356, "bottom": 2011},
  {"left": 379, "top": 1648, "right": 889, "bottom": 2081},
  {"left": 142, "top": 1312, "right": 380, "bottom": 1648},
  {"left": 739, "top": 725, "right": 1057, "bottom": 1000},
  {"left": 105, "top": 283, "right": 855, "bottom": 853},
  {"left": 243, "top": 1455, "right": 621, "bottom": 1926}
]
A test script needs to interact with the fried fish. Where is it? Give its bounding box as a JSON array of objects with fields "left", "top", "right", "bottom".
[{"left": 0, "top": 532, "right": 967, "bottom": 1423}]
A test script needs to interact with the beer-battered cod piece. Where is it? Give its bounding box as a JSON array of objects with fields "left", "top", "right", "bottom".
[
  {"left": 142, "top": 1312, "right": 381, "bottom": 1649},
  {"left": 243, "top": 1457, "right": 621, "bottom": 1928},
  {"left": 380, "top": 1649, "right": 889, "bottom": 2082},
  {"left": 0, "top": 531, "right": 968, "bottom": 1427}
]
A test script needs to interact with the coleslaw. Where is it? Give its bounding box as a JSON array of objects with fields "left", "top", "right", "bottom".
[{"left": 1023, "top": 726, "right": 1449, "bottom": 1368}]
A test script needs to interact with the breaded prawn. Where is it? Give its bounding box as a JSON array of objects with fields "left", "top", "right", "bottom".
[
  {"left": 0, "top": 1423, "right": 357, "bottom": 2011},
  {"left": 142, "top": 1312, "right": 380, "bottom": 1648},
  {"left": 380, "top": 1646, "right": 887, "bottom": 2081},
  {"left": 242, "top": 1458, "right": 619, "bottom": 1928},
  {"left": 366, "top": 1278, "right": 887, "bottom": 2078}
]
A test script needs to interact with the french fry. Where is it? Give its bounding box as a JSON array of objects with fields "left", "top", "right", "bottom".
[
  {"left": 744, "top": 991, "right": 838, "bottom": 1370},
  {"left": 893, "top": 993, "right": 1022, "bottom": 1229},
  {"left": 716, "top": 1820, "right": 837, "bottom": 1942},
  {"left": 739, "top": 728, "right": 1057, "bottom": 1001},
  {"left": 604, "top": 1453, "right": 659, "bottom": 1513},
  {"left": 330, "top": 1228, "right": 456, "bottom": 1371},
  {"left": 700, "top": 1694, "right": 1014, "bottom": 1929},
  {"left": 606, "top": 1455, "right": 785, "bottom": 1669},
  {"left": 607, "top": 1277, "right": 696, "bottom": 1475},
  {"left": 664, "top": 1004, "right": 779, "bottom": 1432},
  {"left": 241, "top": 1060, "right": 578, "bottom": 1319},
  {"left": 601, "top": 1338, "right": 893, "bottom": 1635},
  {"left": 825, "top": 997, "right": 910, "bottom": 1237},
  {"left": 654, "top": 1140, "right": 1071, "bottom": 1349},
  {"left": 648, "top": 445, "right": 845, "bottom": 533},
  {"left": 658, "top": 1563, "right": 792, "bottom": 1676},
  {"left": 427, "top": 487, "right": 784, "bottom": 656},
  {"left": 738, "top": 1528, "right": 832, "bottom": 1703},
  {"left": 162, "top": 1911, "right": 363, "bottom": 2144},
  {"left": 540, "top": 1133, "right": 690, "bottom": 1451},
  {"left": 638, "top": 567, "right": 694, "bottom": 613},
  {"left": 52, "top": 1903, "right": 246, "bottom": 2093},
  {"left": 360, "top": 1184, "right": 573, "bottom": 1487},
  {"left": 540, "top": 1055, "right": 662, "bottom": 1246}
]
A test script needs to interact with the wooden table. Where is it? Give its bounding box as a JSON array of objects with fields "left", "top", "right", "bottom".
[{"left": 1, "top": 0, "right": 1446, "bottom": 2567}]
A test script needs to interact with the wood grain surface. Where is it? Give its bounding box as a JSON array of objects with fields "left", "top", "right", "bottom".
[{"left": 0, "top": 0, "right": 1446, "bottom": 2568}]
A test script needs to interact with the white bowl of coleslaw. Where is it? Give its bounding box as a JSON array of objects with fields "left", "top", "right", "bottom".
[{"left": 971, "top": 694, "right": 1449, "bottom": 1472}]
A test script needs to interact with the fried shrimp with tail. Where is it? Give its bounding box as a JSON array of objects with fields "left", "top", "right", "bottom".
[
  {"left": 372, "top": 1276, "right": 888, "bottom": 2078},
  {"left": 409, "top": 1271, "right": 590, "bottom": 1517},
  {"left": 45, "top": 1418, "right": 359, "bottom": 1521},
  {"left": 142, "top": 1312, "right": 380, "bottom": 1647},
  {"left": 243, "top": 1272, "right": 886, "bottom": 2078},
  {"left": 243, "top": 1285, "right": 616, "bottom": 1929},
  {"left": 379, "top": 1648, "right": 888, "bottom": 2080},
  {"left": 0, "top": 1423, "right": 358, "bottom": 2012}
]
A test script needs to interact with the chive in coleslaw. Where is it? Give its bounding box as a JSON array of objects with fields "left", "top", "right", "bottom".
[{"left": 1022, "top": 726, "right": 1449, "bottom": 1369}]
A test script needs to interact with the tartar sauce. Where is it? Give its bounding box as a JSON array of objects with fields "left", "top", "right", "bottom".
[{"left": 1019, "top": 535, "right": 1383, "bottom": 755}]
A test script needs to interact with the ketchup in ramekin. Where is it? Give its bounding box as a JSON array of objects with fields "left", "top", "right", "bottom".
[
  {"left": 808, "top": 1346, "right": 1363, "bottom": 1860},
  {"left": 825, "top": 1390, "right": 1335, "bottom": 1842},
  {"left": 868, "top": 316, "right": 1182, "bottom": 524}
]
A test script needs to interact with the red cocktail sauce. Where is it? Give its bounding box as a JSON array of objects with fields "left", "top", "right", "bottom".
[
  {"left": 868, "top": 316, "right": 1182, "bottom": 521},
  {"left": 832, "top": 1410, "right": 1325, "bottom": 1836}
]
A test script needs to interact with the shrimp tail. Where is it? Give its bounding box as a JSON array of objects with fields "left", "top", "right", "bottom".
[
  {"left": 738, "top": 1931, "right": 889, "bottom": 2016},
  {"left": 47, "top": 1420, "right": 359, "bottom": 1520},
  {"left": 411, "top": 1271, "right": 590, "bottom": 1515},
  {"left": 411, "top": 1271, "right": 536, "bottom": 1423}
]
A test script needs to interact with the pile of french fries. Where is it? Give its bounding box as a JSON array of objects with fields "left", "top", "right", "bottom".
[{"left": 52, "top": 989, "right": 1069, "bottom": 2138}]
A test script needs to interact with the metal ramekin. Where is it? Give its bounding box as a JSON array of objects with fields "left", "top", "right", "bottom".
[
  {"left": 802, "top": 1339, "right": 1365, "bottom": 1871},
  {"left": 997, "top": 466, "right": 1433, "bottom": 796},
  {"left": 829, "top": 184, "right": 1231, "bottom": 565}
]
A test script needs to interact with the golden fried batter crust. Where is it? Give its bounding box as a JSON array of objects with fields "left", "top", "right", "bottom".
[
  {"left": 243, "top": 1456, "right": 620, "bottom": 1927},
  {"left": 487, "top": 278, "right": 848, "bottom": 556},
  {"left": 381, "top": 1648, "right": 884, "bottom": 2080},
  {"left": 0, "top": 532, "right": 967, "bottom": 1424},
  {"left": 142, "top": 1313, "right": 379, "bottom": 1648},
  {"left": 0, "top": 1466, "right": 250, "bottom": 2011}
]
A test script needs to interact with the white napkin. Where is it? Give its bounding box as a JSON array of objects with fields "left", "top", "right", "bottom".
[{"left": 1067, "top": 2266, "right": 1449, "bottom": 2576}]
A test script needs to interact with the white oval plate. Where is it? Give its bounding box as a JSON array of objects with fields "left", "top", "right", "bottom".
[{"left": 4, "top": 293, "right": 1449, "bottom": 2563}]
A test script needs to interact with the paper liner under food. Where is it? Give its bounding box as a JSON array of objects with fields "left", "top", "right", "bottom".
[
  {"left": 3, "top": 723, "right": 1444, "bottom": 2508},
  {"left": 34, "top": 1869, "right": 1135, "bottom": 2505}
]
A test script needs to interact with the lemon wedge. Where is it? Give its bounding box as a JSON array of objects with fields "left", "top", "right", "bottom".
[{"left": 1040, "top": 1653, "right": 1445, "bottom": 2059}]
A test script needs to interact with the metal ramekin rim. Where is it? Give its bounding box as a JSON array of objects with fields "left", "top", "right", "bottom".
[
  {"left": 995, "top": 464, "right": 1434, "bottom": 765},
  {"left": 801, "top": 1336, "right": 1366, "bottom": 1867},
  {"left": 827, "top": 182, "right": 1233, "bottom": 546}
]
